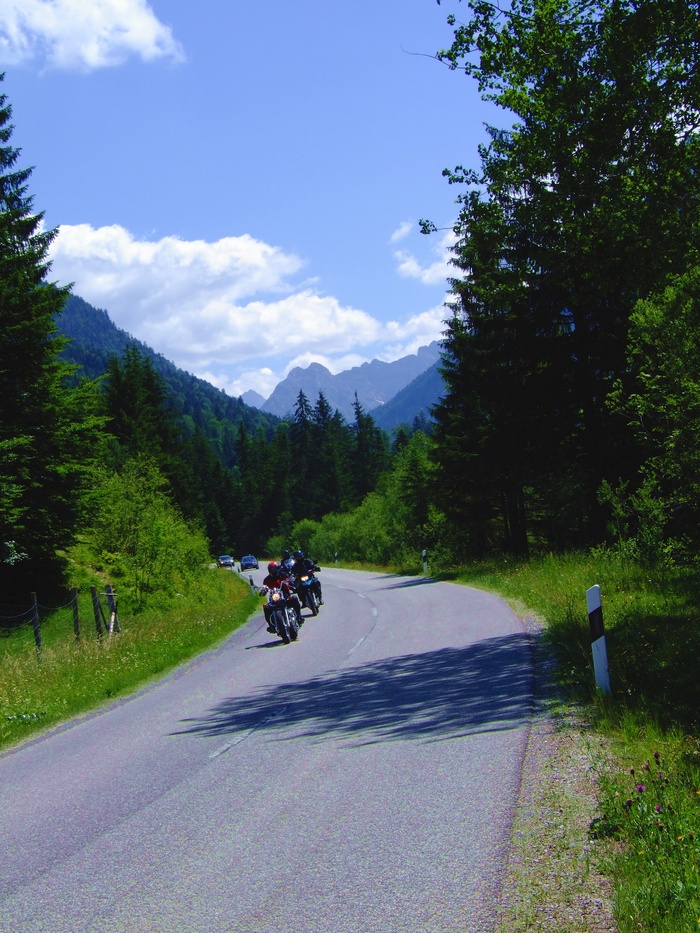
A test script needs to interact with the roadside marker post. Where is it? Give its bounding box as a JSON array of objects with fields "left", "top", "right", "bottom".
[
  {"left": 422, "top": 549, "right": 428, "bottom": 574},
  {"left": 586, "top": 584, "right": 612, "bottom": 695}
]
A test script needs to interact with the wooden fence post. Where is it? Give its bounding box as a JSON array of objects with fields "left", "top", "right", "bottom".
[
  {"left": 30, "top": 592, "right": 42, "bottom": 655},
  {"left": 71, "top": 587, "right": 80, "bottom": 641},
  {"left": 91, "top": 585, "right": 104, "bottom": 637}
]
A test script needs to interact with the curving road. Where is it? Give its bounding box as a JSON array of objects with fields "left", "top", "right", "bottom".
[{"left": 0, "top": 568, "right": 533, "bottom": 933}]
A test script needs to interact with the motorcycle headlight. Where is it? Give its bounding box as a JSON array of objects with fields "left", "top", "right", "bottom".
[
  {"left": 271, "top": 592, "right": 281, "bottom": 602},
  {"left": 300, "top": 575, "right": 309, "bottom": 582}
]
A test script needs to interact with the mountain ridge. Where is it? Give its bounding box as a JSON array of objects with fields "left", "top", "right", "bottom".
[{"left": 259, "top": 342, "right": 443, "bottom": 422}]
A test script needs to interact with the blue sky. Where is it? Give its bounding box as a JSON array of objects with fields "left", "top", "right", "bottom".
[{"left": 1, "top": 0, "right": 496, "bottom": 399}]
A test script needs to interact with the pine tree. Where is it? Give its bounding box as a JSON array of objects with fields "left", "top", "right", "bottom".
[
  {"left": 0, "top": 75, "right": 101, "bottom": 595},
  {"left": 311, "top": 391, "right": 351, "bottom": 517},
  {"left": 289, "top": 390, "right": 314, "bottom": 515},
  {"left": 351, "top": 394, "right": 390, "bottom": 501}
]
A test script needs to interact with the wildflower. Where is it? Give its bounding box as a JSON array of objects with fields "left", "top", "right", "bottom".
[
  {"left": 654, "top": 751, "right": 661, "bottom": 762},
  {"left": 636, "top": 784, "right": 647, "bottom": 793},
  {"left": 642, "top": 763, "right": 650, "bottom": 771},
  {"left": 655, "top": 804, "right": 663, "bottom": 813},
  {"left": 630, "top": 768, "right": 635, "bottom": 776},
  {"left": 624, "top": 798, "right": 634, "bottom": 809}
]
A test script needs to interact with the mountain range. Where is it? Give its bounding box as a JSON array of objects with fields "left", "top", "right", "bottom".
[
  {"left": 56, "top": 294, "right": 446, "bottom": 433},
  {"left": 246, "top": 341, "right": 444, "bottom": 425}
]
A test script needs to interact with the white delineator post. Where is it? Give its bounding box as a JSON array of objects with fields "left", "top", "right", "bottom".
[{"left": 586, "top": 584, "right": 611, "bottom": 695}]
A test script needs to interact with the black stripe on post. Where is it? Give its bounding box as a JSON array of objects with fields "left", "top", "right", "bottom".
[
  {"left": 586, "top": 584, "right": 611, "bottom": 695},
  {"left": 589, "top": 604, "right": 604, "bottom": 641}
]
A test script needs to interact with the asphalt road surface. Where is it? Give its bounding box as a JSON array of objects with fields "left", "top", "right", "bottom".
[{"left": 0, "top": 568, "right": 534, "bottom": 933}]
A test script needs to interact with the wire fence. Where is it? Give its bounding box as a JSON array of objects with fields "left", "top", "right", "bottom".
[{"left": 0, "top": 585, "right": 121, "bottom": 656}]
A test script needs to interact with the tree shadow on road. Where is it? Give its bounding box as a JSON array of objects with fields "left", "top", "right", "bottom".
[
  {"left": 173, "top": 632, "right": 536, "bottom": 747},
  {"left": 370, "top": 577, "right": 442, "bottom": 590}
]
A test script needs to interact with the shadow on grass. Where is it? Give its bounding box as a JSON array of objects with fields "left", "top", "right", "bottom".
[
  {"left": 547, "top": 607, "right": 700, "bottom": 732},
  {"left": 606, "top": 609, "right": 700, "bottom": 730},
  {"left": 174, "top": 632, "right": 535, "bottom": 747}
]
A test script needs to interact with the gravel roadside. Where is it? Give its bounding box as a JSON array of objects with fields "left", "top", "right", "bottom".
[{"left": 494, "top": 616, "right": 618, "bottom": 933}]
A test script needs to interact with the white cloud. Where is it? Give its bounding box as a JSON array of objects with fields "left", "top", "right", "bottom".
[
  {"left": 382, "top": 304, "right": 449, "bottom": 359},
  {"left": 0, "top": 0, "right": 184, "bottom": 71},
  {"left": 49, "top": 222, "right": 449, "bottom": 397},
  {"left": 49, "top": 223, "right": 384, "bottom": 386},
  {"left": 390, "top": 220, "right": 413, "bottom": 244},
  {"left": 393, "top": 228, "right": 456, "bottom": 286},
  {"left": 224, "top": 367, "right": 279, "bottom": 400}
]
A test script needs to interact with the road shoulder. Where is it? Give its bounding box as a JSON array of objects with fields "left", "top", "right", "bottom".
[{"left": 495, "top": 616, "right": 618, "bottom": 932}]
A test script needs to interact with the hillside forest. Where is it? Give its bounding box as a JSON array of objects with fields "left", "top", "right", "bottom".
[{"left": 2, "top": 0, "right": 700, "bottom": 605}]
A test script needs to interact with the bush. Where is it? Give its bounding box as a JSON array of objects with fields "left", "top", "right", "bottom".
[{"left": 92, "top": 456, "right": 210, "bottom": 606}]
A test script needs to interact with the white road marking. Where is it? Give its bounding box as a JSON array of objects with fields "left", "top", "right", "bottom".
[{"left": 209, "top": 708, "right": 288, "bottom": 758}]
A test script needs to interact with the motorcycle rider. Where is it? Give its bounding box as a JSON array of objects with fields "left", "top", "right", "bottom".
[
  {"left": 281, "top": 549, "right": 295, "bottom": 573},
  {"left": 290, "top": 550, "right": 323, "bottom": 605},
  {"left": 261, "top": 561, "right": 302, "bottom": 633}
]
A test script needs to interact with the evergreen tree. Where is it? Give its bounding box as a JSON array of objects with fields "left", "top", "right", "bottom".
[
  {"left": 430, "top": 0, "right": 700, "bottom": 554},
  {"left": 0, "top": 76, "right": 102, "bottom": 595},
  {"left": 351, "top": 394, "right": 390, "bottom": 501},
  {"left": 102, "top": 343, "right": 249, "bottom": 549},
  {"left": 103, "top": 343, "right": 181, "bottom": 465},
  {"left": 231, "top": 422, "right": 276, "bottom": 552},
  {"left": 311, "top": 391, "right": 352, "bottom": 517},
  {"left": 289, "top": 390, "right": 314, "bottom": 516}
]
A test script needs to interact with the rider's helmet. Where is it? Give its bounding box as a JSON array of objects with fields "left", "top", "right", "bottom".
[
  {"left": 283, "top": 549, "right": 290, "bottom": 560},
  {"left": 294, "top": 550, "right": 304, "bottom": 561},
  {"left": 267, "top": 561, "right": 280, "bottom": 575}
]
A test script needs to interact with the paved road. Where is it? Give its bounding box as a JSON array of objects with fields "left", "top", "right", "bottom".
[{"left": 0, "top": 568, "right": 533, "bottom": 933}]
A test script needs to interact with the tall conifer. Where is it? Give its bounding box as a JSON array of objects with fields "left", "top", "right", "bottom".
[{"left": 0, "top": 75, "right": 98, "bottom": 595}]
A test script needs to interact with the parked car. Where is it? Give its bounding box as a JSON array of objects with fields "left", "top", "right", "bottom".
[
  {"left": 217, "top": 555, "right": 235, "bottom": 568},
  {"left": 240, "top": 554, "right": 259, "bottom": 571}
]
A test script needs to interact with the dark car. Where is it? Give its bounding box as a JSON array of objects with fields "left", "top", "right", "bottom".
[
  {"left": 240, "top": 554, "right": 259, "bottom": 571},
  {"left": 217, "top": 555, "right": 235, "bottom": 568}
]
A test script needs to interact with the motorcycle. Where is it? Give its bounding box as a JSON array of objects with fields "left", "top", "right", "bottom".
[
  {"left": 262, "top": 585, "right": 299, "bottom": 644},
  {"left": 294, "top": 570, "right": 320, "bottom": 616}
]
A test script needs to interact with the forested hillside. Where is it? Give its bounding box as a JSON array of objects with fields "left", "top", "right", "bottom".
[
  {"left": 370, "top": 361, "right": 443, "bottom": 432},
  {"left": 53, "top": 294, "right": 406, "bottom": 559},
  {"left": 57, "top": 294, "right": 279, "bottom": 470}
]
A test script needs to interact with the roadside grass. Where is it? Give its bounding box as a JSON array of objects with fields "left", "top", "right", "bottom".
[
  {"left": 446, "top": 551, "right": 700, "bottom": 933},
  {"left": 0, "top": 568, "right": 259, "bottom": 752}
]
